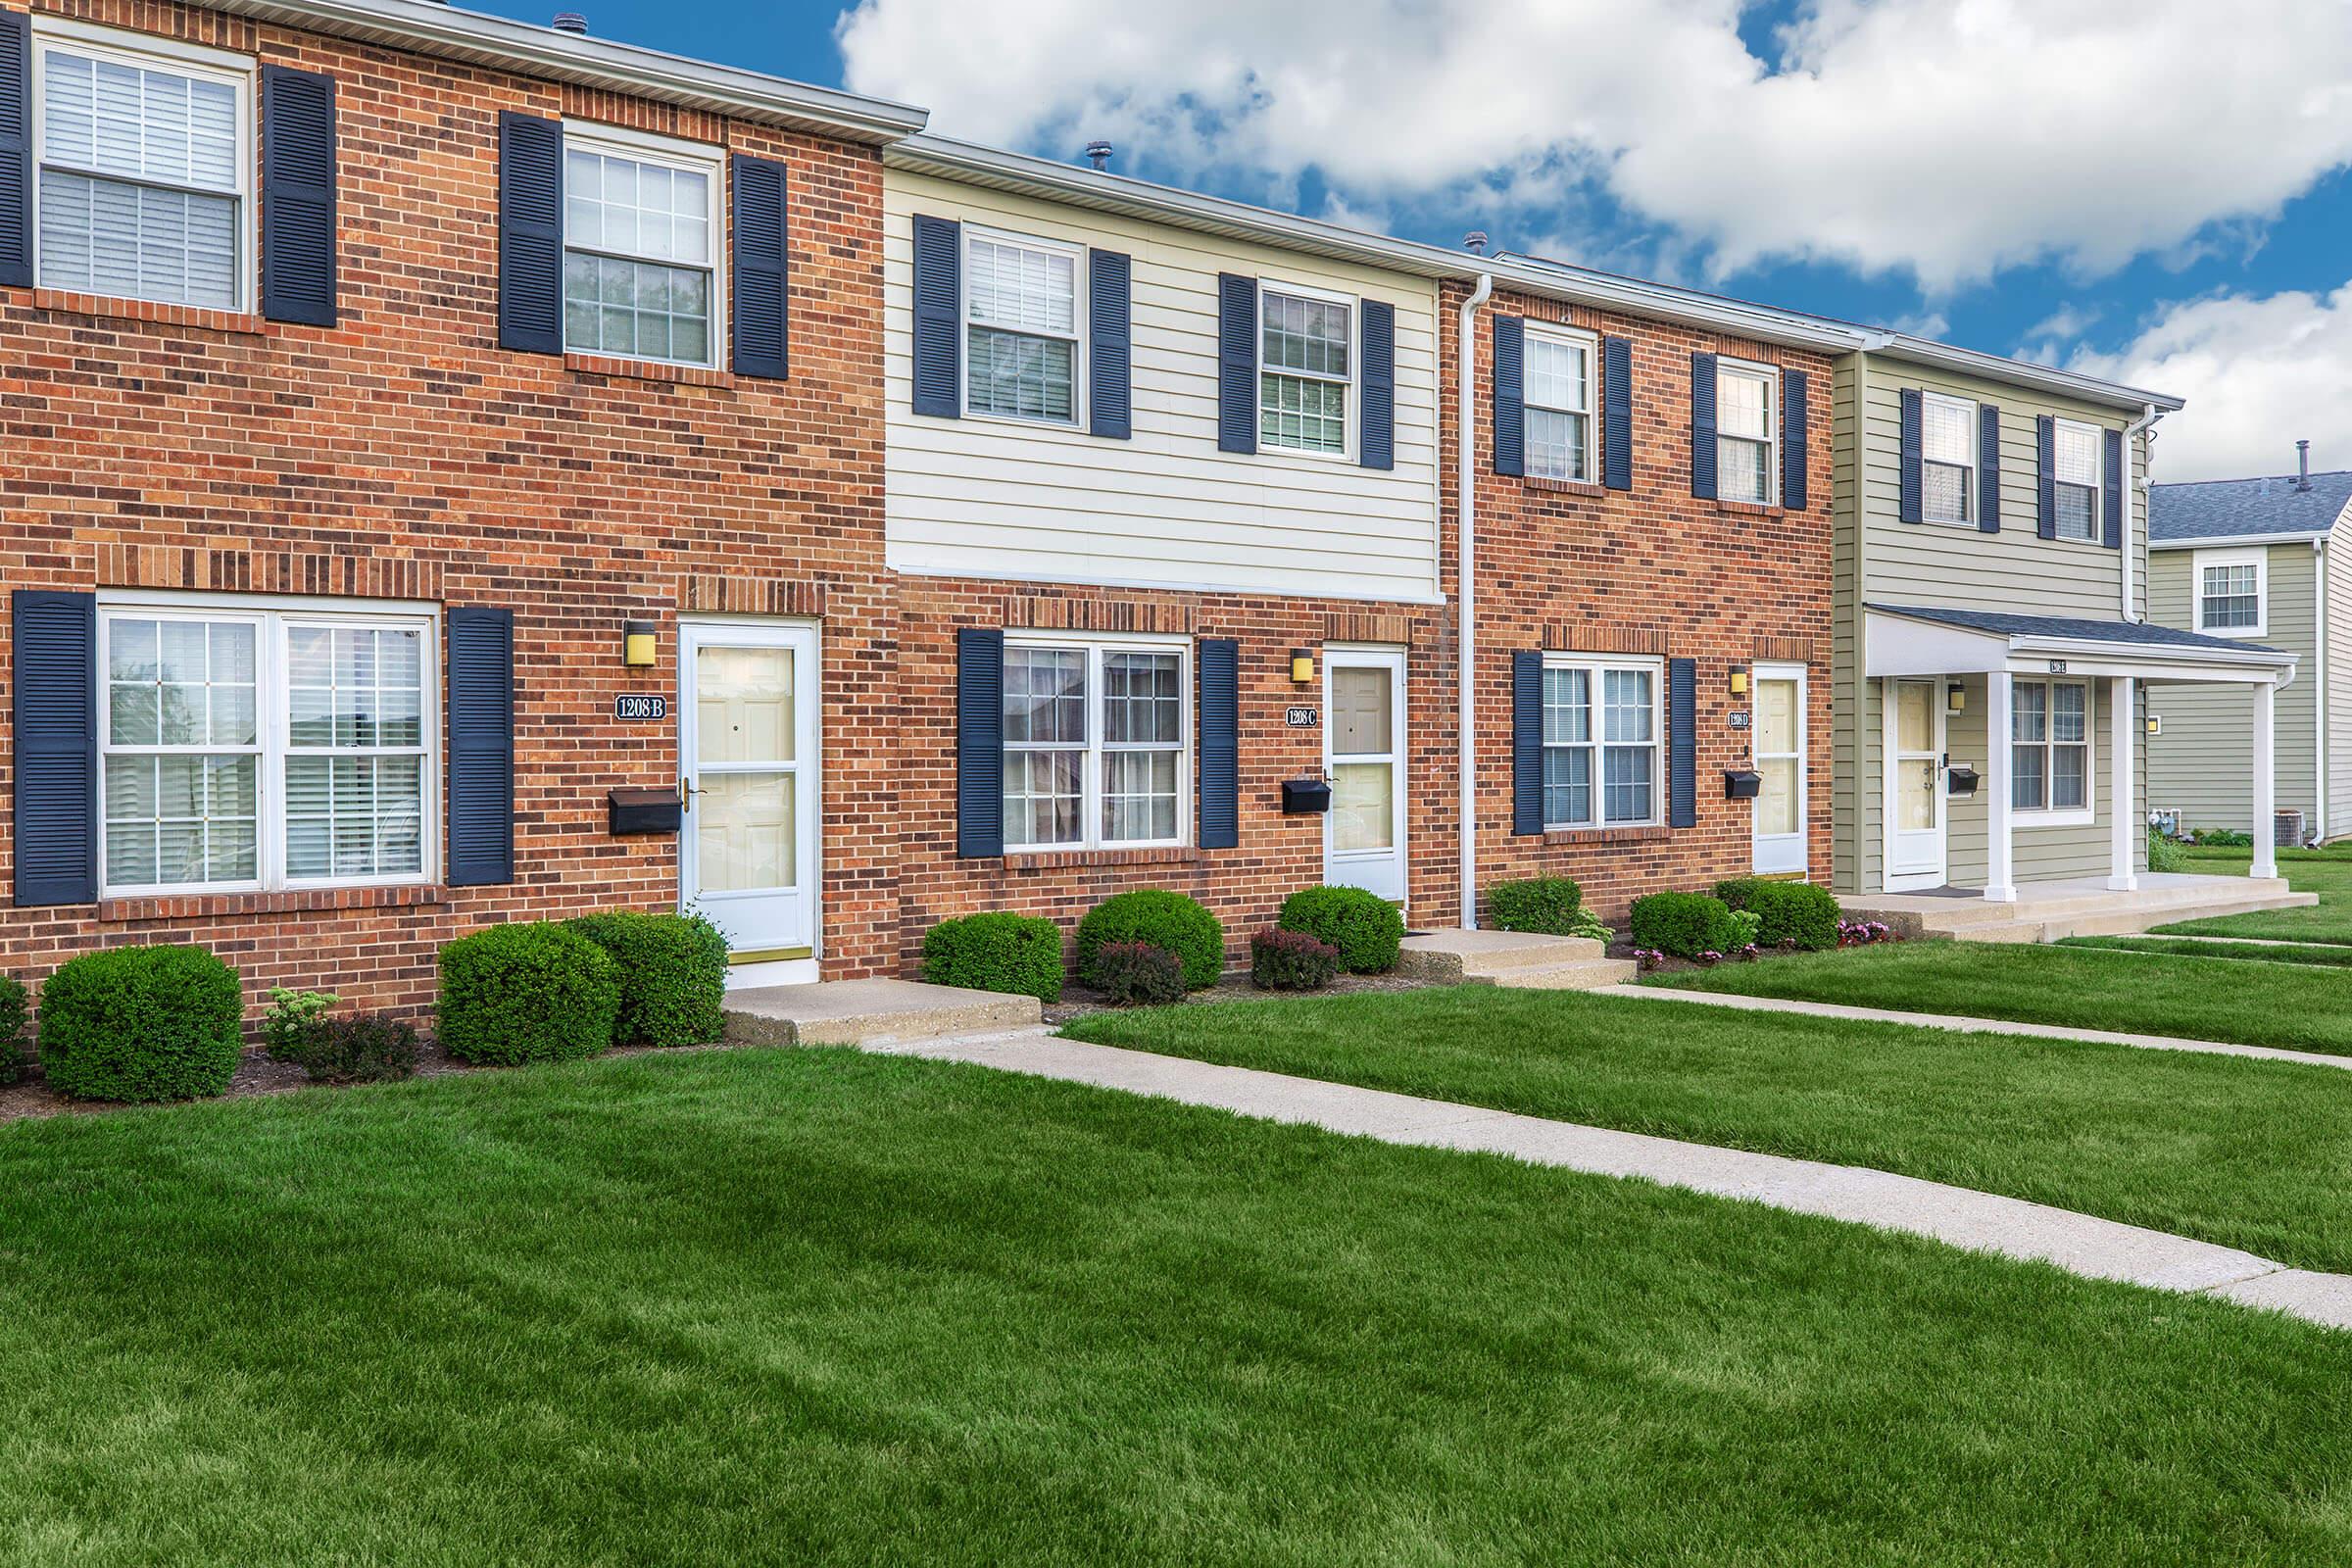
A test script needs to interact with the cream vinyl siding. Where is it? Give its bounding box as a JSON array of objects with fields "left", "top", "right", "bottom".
[
  {"left": 2332, "top": 522, "right": 2352, "bottom": 838},
  {"left": 883, "top": 171, "right": 1442, "bottom": 603}
]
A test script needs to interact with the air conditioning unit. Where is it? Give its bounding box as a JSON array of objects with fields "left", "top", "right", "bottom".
[{"left": 2277, "top": 809, "right": 2306, "bottom": 849}]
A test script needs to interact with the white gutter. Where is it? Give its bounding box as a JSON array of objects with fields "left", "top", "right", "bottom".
[
  {"left": 2121, "top": 404, "right": 2163, "bottom": 621},
  {"left": 1457, "top": 272, "right": 1494, "bottom": 930},
  {"left": 2316, "top": 536, "right": 2328, "bottom": 841}
]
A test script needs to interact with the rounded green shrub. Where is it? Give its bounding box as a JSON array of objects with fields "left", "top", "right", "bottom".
[
  {"left": 1089, "top": 942, "right": 1188, "bottom": 1006},
  {"left": 1485, "top": 877, "right": 1585, "bottom": 936},
  {"left": 1628, "top": 891, "right": 1741, "bottom": 960},
  {"left": 1276, "top": 885, "right": 1404, "bottom": 974},
  {"left": 1077, "top": 890, "right": 1225, "bottom": 992},
  {"left": 437, "top": 921, "right": 619, "bottom": 1066},
  {"left": 37, "top": 944, "right": 243, "bottom": 1102},
  {"left": 1713, "top": 878, "right": 1841, "bottom": 952},
  {"left": 921, "top": 911, "right": 1064, "bottom": 1004},
  {"left": 567, "top": 910, "right": 729, "bottom": 1048},
  {"left": 0, "top": 974, "right": 27, "bottom": 1087}
]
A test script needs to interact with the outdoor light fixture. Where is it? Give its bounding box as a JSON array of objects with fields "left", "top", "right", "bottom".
[
  {"left": 1947, "top": 684, "right": 1967, "bottom": 713},
  {"left": 1728, "top": 668, "right": 1748, "bottom": 697},
  {"left": 1291, "top": 648, "right": 1315, "bottom": 684},
  {"left": 623, "top": 619, "right": 658, "bottom": 667},
  {"left": 2147, "top": 715, "right": 2163, "bottom": 736}
]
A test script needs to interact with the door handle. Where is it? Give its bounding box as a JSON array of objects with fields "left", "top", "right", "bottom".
[{"left": 679, "top": 777, "right": 698, "bottom": 809}]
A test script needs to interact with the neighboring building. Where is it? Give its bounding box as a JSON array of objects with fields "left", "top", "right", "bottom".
[{"left": 2146, "top": 453, "right": 2352, "bottom": 843}]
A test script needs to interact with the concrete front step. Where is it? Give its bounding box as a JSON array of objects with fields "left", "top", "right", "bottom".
[
  {"left": 1489, "top": 956, "right": 1643, "bottom": 990},
  {"left": 1912, "top": 890, "right": 2315, "bottom": 944},
  {"left": 1397, "top": 929, "right": 1634, "bottom": 992},
  {"left": 724, "top": 977, "right": 1042, "bottom": 1048}
]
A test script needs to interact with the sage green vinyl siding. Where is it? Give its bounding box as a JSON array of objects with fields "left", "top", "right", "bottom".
[{"left": 2331, "top": 524, "right": 2352, "bottom": 837}]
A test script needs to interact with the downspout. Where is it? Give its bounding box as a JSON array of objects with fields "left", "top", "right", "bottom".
[
  {"left": 1457, "top": 271, "right": 1494, "bottom": 929},
  {"left": 2121, "top": 403, "right": 2162, "bottom": 621},
  {"left": 2316, "top": 536, "right": 2328, "bottom": 842}
]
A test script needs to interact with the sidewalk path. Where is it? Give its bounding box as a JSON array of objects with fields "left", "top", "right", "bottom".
[{"left": 868, "top": 1026, "right": 2352, "bottom": 1332}]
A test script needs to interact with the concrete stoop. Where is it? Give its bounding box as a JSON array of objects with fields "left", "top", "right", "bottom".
[
  {"left": 1398, "top": 929, "right": 1640, "bottom": 992},
  {"left": 1844, "top": 878, "right": 2315, "bottom": 945},
  {"left": 724, "top": 978, "right": 1042, "bottom": 1048}
]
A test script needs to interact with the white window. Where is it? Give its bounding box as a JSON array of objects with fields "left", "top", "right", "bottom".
[
  {"left": 1526, "top": 326, "right": 1596, "bottom": 482},
  {"left": 961, "top": 228, "right": 1082, "bottom": 424},
  {"left": 99, "top": 602, "right": 436, "bottom": 896},
  {"left": 2052, "top": 419, "right": 2103, "bottom": 542},
  {"left": 33, "top": 24, "right": 253, "bottom": 311},
  {"left": 2012, "top": 678, "right": 2091, "bottom": 819},
  {"left": 1716, "top": 360, "right": 1779, "bottom": 505},
  {"left": 1541, "top": 658, "right": 1661, "bottom": 828},
  {"left": 1002, "top": 636, "right": 1189, "bottom": 851},
  {"left": 1922, "top": 392, "right": 1977, "bottom": 524},
  {"left": 1260, "top": 284, "right": 1353, "bottom": 458},
  {"left": 563, "top": 125, "right": 723, "bottom": 367},
  {"left": 2196, "top": 549, "right": 2267, "bottom": 636}
]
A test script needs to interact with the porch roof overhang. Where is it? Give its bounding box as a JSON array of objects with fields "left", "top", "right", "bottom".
[{"left": 1864, "top": 605, "right": 2297, "bottom": 687}]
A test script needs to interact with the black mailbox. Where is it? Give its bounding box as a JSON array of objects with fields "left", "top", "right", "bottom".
[
  {"left": 1281, "top": 777, "right": 1333, "bottom": 815},
  {"left": 609, "top": 787, "right": 683, "bottom": 835},
  {"left": 1723, "top": 768, "right": 1763, "bottom": 800},
  {"left": 1945, "top": 765, "right": 1980, "bottom": 798}
]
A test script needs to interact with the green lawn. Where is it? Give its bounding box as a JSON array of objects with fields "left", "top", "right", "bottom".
[
  {"left": 2064, "top": 935, "right": 2352, "bottom": 968},
  {"left": 1650, "top": 939, "right": 2352, "bottom": 1056},
  {"left": 6, "top": 1048, "right": 2352, "bottom": 1563},
  {"left": 2156, "top": 845, "right": 2352, "bottom": 943},
  {"left": 1067, "top": 985, "right": 2352, "bottom": 1274}
]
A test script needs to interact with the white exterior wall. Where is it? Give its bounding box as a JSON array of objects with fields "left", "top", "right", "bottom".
[{"left": 882, "top": 171, "right": 1444, "bottom": 603}]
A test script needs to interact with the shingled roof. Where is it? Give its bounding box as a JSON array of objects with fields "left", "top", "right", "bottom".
[{"left": 2148, "top": 470, "right": 2352, "bottom": 544}]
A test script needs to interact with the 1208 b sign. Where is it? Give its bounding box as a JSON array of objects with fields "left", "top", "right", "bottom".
[{"left": 613, "top": 695, "right": 669, "bottom": 721}]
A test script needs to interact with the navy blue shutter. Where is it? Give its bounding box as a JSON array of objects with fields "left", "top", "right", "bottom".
[
  {"left": 0, "top": 9, "right": 31, "bottom": 289},
  {"left": 1216, "top": 273, "right": 1257, "bottom": 454},
  {"left": 1690, "top": 352, "right": 1718, "bottom": 500},
  {"left": 12, "top": 591, "right": 97, "bottom": 906},
  {"left": 2036, "top": 416, "right": 2059, "bottom": 540},
  {"left": 955, "top": 627, "right": 1004, "bottom": 858},
  {"left": 911, "top": 215, "right": 960, "bottom": 417},
  {"left": 2102, "top": 427, "right": 2126, "bottom": 550},
  {"left": 1896, "top": 388, "right": 1924, "bottom": 524},
  {"left": 1359, "top": 299, "right": 1394, "bottom": 470},
  {"left": 1512, "top": 650, "right": 1543, "bottom": 836},
  {"left": 497, "top": 113, "right": 562, "bottom": 356},
  {"left": 1197, "top": 638, "right": 1239, "bottom": 850},
  {"left": 1978, "top": 403, "right": 2003, "bottom": 532},
  {"left": 260, "top": 66, "right": 337, "bottom": 326},
  {"left": 445, "top": 607, "right": 515, "bottom": 886},
  {"left": 1601, "top": 336, "right": 1632, "bottom": 491},
  {"left": 1781, "top": 368, "right": 1809, "bottom": 511},
  {"left": 1492, "top": 315, "right": 1524, "bottom": 477},
  {"left": 730, "top": 155, "right": 788, "bottom": 379},
  {"left": 1088, "top": 248, "right": 1131, "bottom": 439},
  {"left": 1668, "top": 657, "right": 1697, "bottom": 830}
]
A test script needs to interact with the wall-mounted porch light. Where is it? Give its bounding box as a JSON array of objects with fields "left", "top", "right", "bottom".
[
  {"left": 1728, "top": 668, "right": 1748, "bottom": 697},
  {"left": 2147, "top": 715, "right": 2163, "bottom": 736},
  {"left": 1946, "top": 684, "right": 1967, "bottom": 713},
  {"left": 1290, "top": 648, "right": 1315, "bottom": 684},
  {"left": 623, "top": 619, "right": 659, "bottom": 667}
]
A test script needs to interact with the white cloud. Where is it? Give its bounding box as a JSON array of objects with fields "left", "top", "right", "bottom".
[
  {"left": 2068, "top": 282, "right": 2352, "bottom": 481},
  {"left": 837, "top": 0, "right": 2352, "bottom": 290}
]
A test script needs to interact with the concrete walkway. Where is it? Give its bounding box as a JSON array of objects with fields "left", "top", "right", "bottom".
[
  {"left": 1610, "top": 985, "right": 2352, "bottom": 1075},
  {"left": 869, "top": 1026, "right": 2352, "bottom": 1332}
]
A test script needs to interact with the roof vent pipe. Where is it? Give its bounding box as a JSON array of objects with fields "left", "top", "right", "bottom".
[
  {"left": 1083, "top": 140, "right": 1112, "bottom": 172},
  {"left": 552, "top": 13, "right": 587, "bottom": 33},
  {"left": 1463, "top": 231, "right": 1489, "bottom": 256},
  {"left": 2298, "top": 439, "right": 2313, "bottom": 491}
]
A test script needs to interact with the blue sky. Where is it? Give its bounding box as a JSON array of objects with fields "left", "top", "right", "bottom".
[{"left": 484, "top": 0, "right": 2352, "bottom": 481}]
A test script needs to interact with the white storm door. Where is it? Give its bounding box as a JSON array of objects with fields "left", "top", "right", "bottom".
[
  {"left": 1886, "top": 676, "right": 1947, "bottom": 889},
  {"left": 1324, "top": 648, "right": 1407, "bottom": 903},
  {"left": 680, "top": 622, "right": 819, "bottom": 958},
  {"left": 1751, "top": 664, "right": 1807, "bottom": 874}
]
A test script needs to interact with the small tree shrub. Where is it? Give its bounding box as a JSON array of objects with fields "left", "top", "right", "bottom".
[
  {"left": 1715, "top": 879, "right": 1840, "bottom": 952},
  {"left": 38, "top": 944, "right": 243, "bottom": 1102},
  {"left": 1567, "top": 908, "right": 1614, "bottom": 945},
  {"left": 264, "top": 989, "right": 339, "bottom": 1061},
  {"left": 1089, "top": 942, "right": 1187, "bottom": 1006},
  {"left": 567, "top": 911, "right": 728, "bottom": 1048},
  {"left": 921, "top": 911, "right": 1065, "bottom": 1004},
  {"left": 1728, "top": 908, "right": 1763, "bottom": 956},
  {"left": 437, "top": 922, "right": 618, "bottom": 1066},
  {"left": 274, "top": 1013, "right": 421, "bottom": 1085},
  {"left": 2147, "top": 828, "right": 2189, "bottom": 873},
  {"left": 1276, "top": 886, "right": 1404, "bottom": 974},
  {"left": 1485, "top": 877, "right": 1585, "bottom": 936},
  {"left": 1250, "top": 927, "right": 1341, "bottom": 991},
  {"left": 1077, "top": 891, "right": 1224, "bottom": 991},
  {"left": 0, "top": 975, "right": 26, "bottom": 1087},
  {"left": 1628, "top": 892, "right": 1741, "bottom": 961}
]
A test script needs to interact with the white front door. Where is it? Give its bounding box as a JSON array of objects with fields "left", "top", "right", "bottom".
[
  {"left": 1886, "top": 676, "right": 1947, "bottom": 889},
  {"left": 680, "top": 621, "right": 819, "bottom": 960},
  {"left": 1324, "top": 648, "right": 1407, "bottom": 903},
  {"left": 1751, "top": 663, "right": 1807, "bottom": 874}
]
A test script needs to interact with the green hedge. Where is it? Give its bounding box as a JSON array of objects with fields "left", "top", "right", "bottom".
[
  {"left": 0, "top": 974, "right": 25, "bottom": 1087},
  {"left": 1077, "top": 891, "right": 1224, "bottom": 992},
  {"left": 1485, "top": 877, "right": 1584, "bottom": 936},
  {"left": 1628, "top": 892, "right": 1741, "bottom": 960},
  {"left": 1088, "top": 942, "right": 1188, "bottom": 1006},
  {"left": 1276, "top": 886, "right": 1404, "bottom": 974},
  {"left": 1713, "top": 879, "right": 1840, "bottom": 952},
  {"left": 438, "top": 922, "right": 619, "bottom": 1066},
  {"left": 38, "top": 944, "right": 243, "bottom": 1102},
  {"left": 921, "top": 911, "right": 1064, "bottom": 1004},
  {"left": 567, "top": 911, "right": 728, "bottom": 1048}
]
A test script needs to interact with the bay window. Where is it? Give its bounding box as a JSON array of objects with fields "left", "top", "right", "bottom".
[
  {"left": 1541, "top": 658, "right": 1661, "bottom": 828},
  {"left": 562, "top": 126, "right": 722, "bottom": 368},
  {"left": 962, "top": 229, "right": 1081, "bottom": 424},
  {"left": 2051, "top": 419, "right": 2102, "bottom": 542},
  {"left": 1922, "top": 392, "right": 1977, "bottom": 524},
  {"left": 1716, "top": 361, "right": 1779, "bottom": 505},
  {"left": 1259, "top": 285, "right": 1352, "bottom": 457},
  {"left": 1526, "top": 325, "right": 1596, "bottom": 482},
  {"left": 2012, "top": 677, "right": 2091, "bottom": 817},
  {"left": 1003, "top": 637, "right": 1189, "bottom": 851}
]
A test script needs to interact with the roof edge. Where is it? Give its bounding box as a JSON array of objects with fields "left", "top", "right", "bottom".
[
  {"left": 1861, "top": 333, "right": 2183, "bottom": 415},
  {"left": 2149, "top": 528, "right": 2331, "bottom": 550}
]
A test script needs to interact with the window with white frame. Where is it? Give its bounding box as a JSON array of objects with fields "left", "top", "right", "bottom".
[
  {"left": 1716, "top": 361, "right": 1779, "bottom": 505},
  {"left": 33, "top": 24, "right": 252, "bottom": 311},
  {"left": 2052, "top": 419, "right": 2103, "bottom": 542},
  {"left": 1002, "top": 637, "right": 1189, "bottom": 851},
  {"left": 1259, "top": 285, "right": 1352, "bottom": 457},
  {"left": 2012, "top": 678, "right": 2091, "bottom": 816},
  {"left": 1526, "top": 326, "right": 1596, "bottom": 482},
  {"left": 1541, "top": 658, "right": 1661, "bottom": 828},
  {"left": 962, "top": 229, "right": 1081, "bottom": 424},
  {"left": 2196, "top": 550, "right": 2266, "bottom": 634},
  {"left": 99, "top": 603, "right": 435, "bottom": 896},
  {"left": 563, "top": 127, "right": 722, "bottom": 367},
  {"left": 1922, "top": 392, "right": 1977, "bottom": 524}
]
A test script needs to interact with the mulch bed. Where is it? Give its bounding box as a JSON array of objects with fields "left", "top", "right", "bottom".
[{"left": 1041, "top": 967, "right": 1432, "bottom": 1027}]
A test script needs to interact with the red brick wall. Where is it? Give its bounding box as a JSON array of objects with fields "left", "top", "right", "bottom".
[{"left": 1442, "top": 281, "right": 1837, "bottom": 923}]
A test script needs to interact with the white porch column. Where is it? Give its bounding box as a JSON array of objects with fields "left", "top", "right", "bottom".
[
  {"left": 2253, "top": 679, "right": 2278, "bottom": 880},
  {"left": 2108, "top": 675, "right": 2138, "bottom": 891},
  {"left": 1984, "top": 671, "right": 2017, "bottom": 902}
]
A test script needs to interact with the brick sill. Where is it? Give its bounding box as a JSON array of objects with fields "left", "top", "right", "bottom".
[
  {"left": 1004, "top": 847, "right": 1205, "bottom": 871},
  {"left": 97, "top": 883, "right": 449, "bottom": 923},
  {"left": 564, "top": 352, "right": 730, "bottom": 388},
  {"left": 28, "top": 288, "right": 266, "bottom": 336},
  {"left": 1543, "top": 825, "right": 1672, "bottom": 846},
  {"left": 1525, "top": 477, "right": 1609, "bottom": 498},
  {"left": 1716, "top": 500, "right": 1788, "bottom": 520}
]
